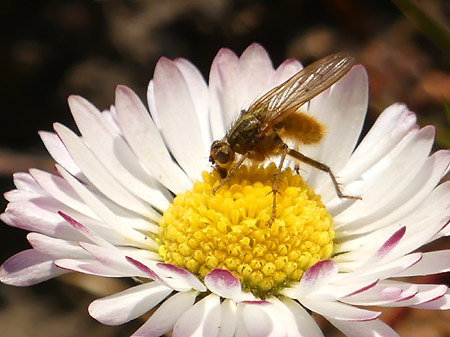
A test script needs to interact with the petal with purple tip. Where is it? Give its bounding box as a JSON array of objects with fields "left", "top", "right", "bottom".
[
  {"left": 89, "top": 282, "right": 173, "bottom": 325},
  {"left": 1, "top": 249, "right": 67, "bottom": 286},
  {"left": 157, "top": 263, "right": 206, "bottom": 292},
  {"left": 205, "top": 269, "right": 242, "bottom": 299}
]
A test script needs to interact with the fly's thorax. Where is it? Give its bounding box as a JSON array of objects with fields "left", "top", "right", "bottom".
[{"left": 227, "top": 113, "right": 261, "bottom": 154}]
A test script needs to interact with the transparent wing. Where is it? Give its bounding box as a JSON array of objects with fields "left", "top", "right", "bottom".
[{"left": 248, "top": 52, "right": 355, "bottom": 135}]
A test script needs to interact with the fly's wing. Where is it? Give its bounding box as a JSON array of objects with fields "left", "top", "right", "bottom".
[{"left": 249, "top": 52, "right": 355, "bottom": 136}]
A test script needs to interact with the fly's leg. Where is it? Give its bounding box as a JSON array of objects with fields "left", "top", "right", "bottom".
[
  {"left": 268, "top": 144, "right": 288, "bottom": 226},
  {"left": 212, "top": 152, "right": 249, "bottom": 195},
  {"left": 291, "top": 146, "right": 301, "bottom": 174},
  {"left": 286, "top": 148, "right": 361, "bottom": 200}
]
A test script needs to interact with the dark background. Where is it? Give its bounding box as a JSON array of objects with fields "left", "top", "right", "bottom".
[{"left": 1, "top": 0, "right": 449, "bottom": 336}]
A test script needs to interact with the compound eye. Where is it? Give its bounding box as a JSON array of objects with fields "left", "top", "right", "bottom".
[
  {"left": 215, "top": 149, "right": 231, "bottom": 164},
  {"left": 210, "top": 141, "right": 234, "bottom": 168}
]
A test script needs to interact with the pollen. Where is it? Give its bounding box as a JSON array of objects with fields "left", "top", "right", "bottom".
[{"left": 158, "top": 164, "right": 334, "bottom": 298}]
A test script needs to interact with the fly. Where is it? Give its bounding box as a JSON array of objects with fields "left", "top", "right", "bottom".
[{"left": 209, "top": 52, "right": 361, "bottom": 225}]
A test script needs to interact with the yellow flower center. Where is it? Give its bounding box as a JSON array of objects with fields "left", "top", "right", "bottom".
[{"left": 158, "top": 164, "right": 334, "bottom": 298}]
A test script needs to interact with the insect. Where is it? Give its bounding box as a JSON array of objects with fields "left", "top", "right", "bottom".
[{"left": 209, "top": 52, "right": 361, "bottom": 224}]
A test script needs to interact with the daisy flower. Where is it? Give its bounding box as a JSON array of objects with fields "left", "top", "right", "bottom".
[{"left": 2, "top": 43, "right": 450, "bottom": 337}]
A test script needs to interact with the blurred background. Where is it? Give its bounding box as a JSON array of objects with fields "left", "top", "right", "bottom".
[{"left": 1, "top": 0, "right": 449, "bottom": 336}]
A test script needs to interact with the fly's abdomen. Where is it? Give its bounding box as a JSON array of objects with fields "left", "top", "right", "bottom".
[{"left": 279, "top": 111, "right": 326, "bottom": 145}]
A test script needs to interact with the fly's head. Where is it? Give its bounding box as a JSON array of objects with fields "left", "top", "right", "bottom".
[{"left": 210, "top": 140, "right": 235, "bottom": 178}]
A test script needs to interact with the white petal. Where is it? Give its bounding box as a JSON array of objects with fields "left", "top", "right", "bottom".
[
  {"left": 306, "top": 65, "right": 368, "bottom": 197},
  {"left": 242, "top": 302, "right": 287, "bottom": 337},
  {"left": 267, "top": 297, "right": 321, "bottom": 337},
  {"left": 384, "top": 284, "right": 447, "bottom": 307},
  {"left": 209, "top": 47, "right": 240, "bottom": 139},
  {"left": 125, "top": 257, "right": 167, "bottom": 285},
  {"left": 57, "top": 207, "right": 130, "bottom": 246},
  {"left": 340, "top": 253, "right": 422, "bottom": 283},
  {"left": 146, "top": 80, "right": 161, "bottom": 130},
  {"left": 337, "top": 150, "right": 450, "bottom": 236},
  {"left": 235, "top": 304, "right": 252, "bottom": 337},
  {"left": 131, "top": 291, "right": 197, "bottom": 337},
  {"left": 29, "top": 169, "right": 98, "bottom": 219},
  {"left": 54, "top": 123, "right": 160, "bottom": 219},
  {"left": 101, "top": 106, "right": 121, "bottom": 131},
  {"left": 0, "top": 249, "right": 67, "bottom": 286},
  {"left": 116, "top": 85, "right": 192, "bottom": 194},
  {"left": 300, "top": 298, "right": 380, "bottom": 321},
  {"left": 11, "top": 172, "right": 48, "bottom": 195},
  {"left": 2, "top": 200, "right": 83, "bottom": 240},
  {"left": 238, "top": 43, "right": 277, "bottom": 106},
  {"left": 55, "top": 258, "right": 130, "bottom": 277},
  {"left": 343, "top": 103, "right": 417, "bottom": 180},
  {"left": 27, "top": 232, "right": 90, "bottom": 259},
  {"left": 89, "top": 282, "right": 172, "bottom": 325},
  {"left": 397, "top": 249, "right": 450, "bottom": 276},
  {"left": 284, "top": 260, "right": 338, "bottom": 298},
  {"left": 329, "top": 318, "right": 401, "bottom": 337},
  {"left": 343, "top": 281, "right": 418, "bottom": 306},
  {"left": 152, "top": 57, "right": 209, "bottom": 180},
  {"left": 337, "top": 226, "right": 405, "bottom": 268},
  {"left": 58, "top": 211, "right": 115, "bottom": 248},
  {"left": 218, "top": 299, "right": 237, "bottom": 337},
  {"left": 383, "top": 196, "right": 450, "bottom": 260},
  {"left": 3, "top": 189, "right": 41, "bottom": 203},
  {"left": 5, "top": 180, "right": 123, "bottom": 243},
  {"left": 335, "top": 125, "right": 434, "bottom": 225},
  {"left": 282, "top": 298, "right": 324, "bottom": 337},
  {"left": 307, "top": 279, "right": 378, "bottom": 302},
  {"left": 173, "top": 293, "right": 221, "bottom": 337},
  {"left": 156, "top": 263, "right": 206, "bottom": 292},
  {"left": 338, "top": 185, "right": 450, "bottom": 266},
  {"left": 56, "top": 165, "right": 157, "bottom": 249},
  {"left": 67, "top": 95, "right": 171, "bottom": 211},
  {"left": 412, "top": 293, "right": 450, "bottom": 310},
  {"left": 55, "top": 177, "right": 159, "bottom": 234},
  {"left": 79, "top": 242, "right": 146, "bottom": 277},
  {"left": 39, "top": 131, "right": 85, "bottom": 179},
  {"left": 209, "top": 43, "right": 283, "bottom": 142},
  {"left": 127, "top": 257, "right": 206, "bottom": 292},
  {"left": 119, "top": 247, "right": 160, "bottom": 261},
  {"left": 272, "top": 58, "right": 303, "bottom": 85},
  {"left": 173, "top": 58, "right": 211, "bottom": 148}
]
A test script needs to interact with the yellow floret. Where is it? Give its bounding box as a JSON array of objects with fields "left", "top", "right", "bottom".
[{"left": 158, "top": 164, "right": 334, "bottom": 298}]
